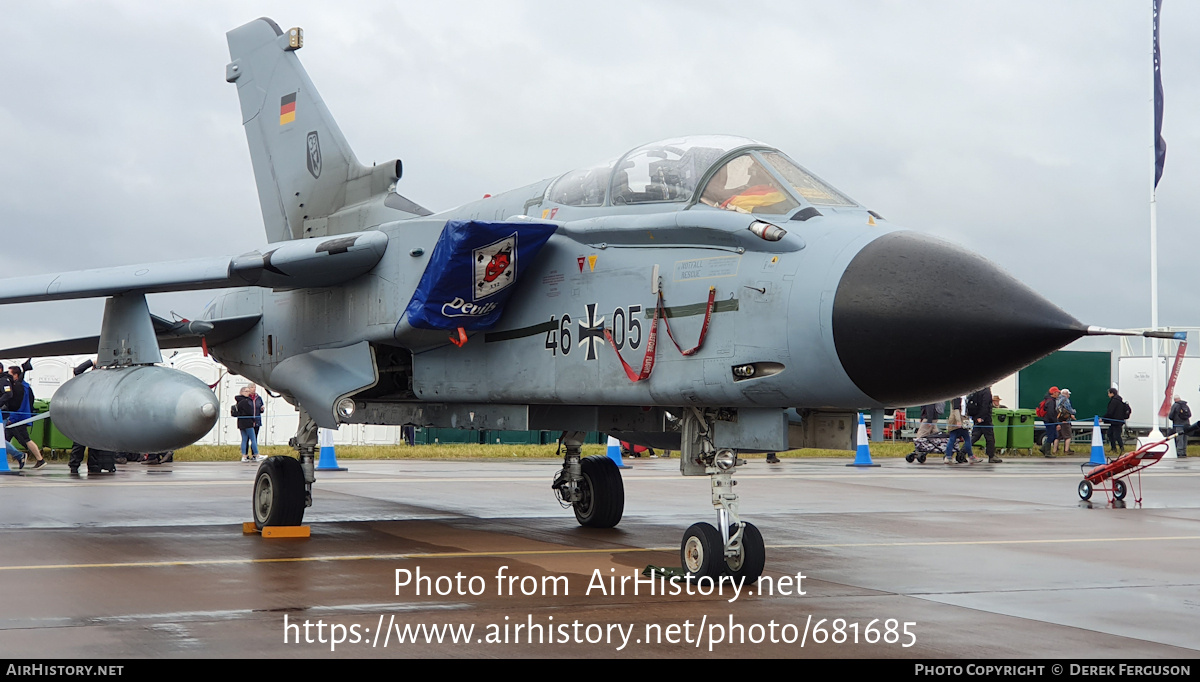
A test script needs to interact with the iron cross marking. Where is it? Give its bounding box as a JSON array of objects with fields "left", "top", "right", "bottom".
[{"left": 578, "top": 303, "right": 606, "bottom": 361}]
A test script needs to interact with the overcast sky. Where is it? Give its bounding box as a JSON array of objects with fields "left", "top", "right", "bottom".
[{"left": 2, "top": 1, "right": 1198, "bottom": 354}]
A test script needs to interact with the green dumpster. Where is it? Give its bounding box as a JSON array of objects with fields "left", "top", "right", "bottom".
[
  {"left": 27, "top": 410, "right": 47, "bottom": 450},
  {"left": 34, "top": 399, "right": 77, "bottom": 452},
  {"left": 536, "top": 431, "right": 605, "bottom": 445},
  {"left": 990, "top": 409, "right": 1013, "bottom": 449},
  {"left": 482, "top": 430, "right": 539, "bottom": 445},
  {"left": 425, "top": 428, "right": 480, "bottom": 444},
  {"left": 1010, "top": 409, "right": 1037, "bottom": 450},
  {"left": 27, "top": 420, "right": 46, "bottom": 450},
  {"left": 45, "top": 417, "right": 74, "bottom": 450}
]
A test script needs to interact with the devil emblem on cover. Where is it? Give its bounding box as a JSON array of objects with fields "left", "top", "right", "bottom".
[{"left": 473, "top": 233, "right": 517, "bottom": 300}]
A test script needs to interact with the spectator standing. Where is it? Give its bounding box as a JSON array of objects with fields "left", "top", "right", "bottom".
[
  {"left": 1102, "top": 388, "right": 1129, "bottom": 455},
  {"left": 1168, "top": 395, "right": 1191, "bottom": 458},
  {"left": 915, "top": 403, "right": 939, "bottom": 438},
  {"left": 65, "top": 359, "right": 113, "bottom": 475},
  {"left": 235, "top": 385, "right": 265, "bottom": 463},
  {"left": 967, "top": 386, "right": 1002, "bottom": 463},
  {"left": 1, "top": 366, "right": 22, "bottom": 468},
  {"left": 944, "top": 398, "right": 980, "bottom": 464},
  {"left": 249, "top": 384, "right": 264, "bottom": 443},
  {"left": 1055, "top": 388, "right": 1077, "bottom": 455},
  {"left": 3, "top": 365, "right": 45, "bottom": 469},
  {"left": 1039, "top": 386, "right": 1061, "bottom": 457}
]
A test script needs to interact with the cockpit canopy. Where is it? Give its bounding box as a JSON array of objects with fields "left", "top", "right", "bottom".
[{"left": 546, "top": 135, "right": 857, "bottom": 216}]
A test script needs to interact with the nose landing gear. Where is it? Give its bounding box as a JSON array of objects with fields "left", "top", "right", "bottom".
[{"left": 678, "top": 409, "right": 767, "bottom": 582}]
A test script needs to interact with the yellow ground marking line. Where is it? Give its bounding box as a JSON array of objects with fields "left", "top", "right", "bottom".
[{"left": 0, "top": 535, "right": 1196, "bottom": 572}]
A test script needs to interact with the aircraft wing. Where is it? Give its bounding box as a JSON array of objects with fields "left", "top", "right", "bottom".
[
  {"left": 0, "top": 230, "right": 388, "bottom": 305},
  {"left": 0, "top": 314, "right": 261, "bottom": 358},
  {"left": 0, "top": 257, "right": 240, "bottom": 305}
]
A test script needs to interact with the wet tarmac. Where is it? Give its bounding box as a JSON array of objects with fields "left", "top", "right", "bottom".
[{"left": 0, "top": 455, "right": 1197, "bottom": 658}]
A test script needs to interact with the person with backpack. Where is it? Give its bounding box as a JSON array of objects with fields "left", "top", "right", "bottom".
[
  {"left": 1168, "top": 395, "right": 1191, "bottom": 458},
  {"left": 966, "top": 386, "right": 1002, "bottom": 463},
  {"left": 1055, "top": 388, "right": 1078, "bottom": 455},
  {"left": 3, "top": 365, "right": 45, "bottom": 469},
  {"left": 1038, "top": 386, "right": 1061, "bottom": 457},
  {"left": 1102, "top": 388, "right": 1131, "bottom": 455}
]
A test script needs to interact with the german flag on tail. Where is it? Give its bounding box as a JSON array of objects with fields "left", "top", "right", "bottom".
[{"left": 279, "top": 92, "right": 296, "bottom": 125}]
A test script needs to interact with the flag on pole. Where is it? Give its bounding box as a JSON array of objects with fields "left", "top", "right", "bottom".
[{"left": 1153, "top": 0, "right": 1167, "bottom": 188}]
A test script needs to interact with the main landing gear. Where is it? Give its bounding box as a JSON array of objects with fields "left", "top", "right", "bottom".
[
  {"left": 677, "top": 409, "right": 766, "bottom": 582},
  {"left": 549, "top": 413, "right": 767, "bottom": 582},
  {"left": 252, "top": 410, "right": 316, "bottom": 529},
  {"left": 553, "top": 431, "right": 624, "bottom": 528}
]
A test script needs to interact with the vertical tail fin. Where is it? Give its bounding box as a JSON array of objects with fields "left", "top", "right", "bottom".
[{"left": 226, "top": 19, "right": 411, "bottom": 242}]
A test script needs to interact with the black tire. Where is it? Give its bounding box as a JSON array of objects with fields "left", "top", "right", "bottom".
[
  {"left": 573, "top": 455, "right": 624, "bottom": 528},
  {"left": 917, "top": 453, "right": 927, "bottom": 464},
  {"left": 726, "top": 522, "right": 766, "bottom": 583},
  {"left": 1078, "top": 479, "right": 1093, "bottom": 501},
  {"left": 253, "top": 456, "right": 306, "bottom": 529},
  {"left": 1113, "top": 479, "right": 1127, "bottom": 501},
  {"left": 681, "top": 522, "right": 724, "bottom": 579},
  {"left": 905, "top": 453, "right": 916, "bottom": 463}
]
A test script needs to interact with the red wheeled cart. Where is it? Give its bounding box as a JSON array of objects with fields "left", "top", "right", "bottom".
[{"left": 1077, "top": 435, "right": 1172, "bottom": 504}]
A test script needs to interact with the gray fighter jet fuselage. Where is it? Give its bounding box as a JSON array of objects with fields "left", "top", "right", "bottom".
[{"left": 0, "top": 18, "right": 1117, "bottom": 581}]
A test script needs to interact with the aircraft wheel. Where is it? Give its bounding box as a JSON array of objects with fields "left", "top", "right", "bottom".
[
  {"left": 725, "top": 522, "right": 766, "bottom": 583},
  {"left": 573, "top": 455, "right": 624, "bottom": 528},
  {"left": 1077, "top": 479, "right": 1093, "bottom": 501},
  {"left": 253, "top": 456, "right": 306, "bottom": 529},
  {"left": 681, "top": 522, "right": 724, "bottom": 579},
  {"left": 1113, "top": 479, "right": 1127, "bottom": 501}
]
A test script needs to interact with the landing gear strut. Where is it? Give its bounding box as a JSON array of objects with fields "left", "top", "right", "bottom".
[
  {"left": 552, "top": 431, "right": 624, "bottom": 528},
  {"left": 252, "top": 409, "right": 316, "bottom": 530},
  {"left": 678, "top": 409, "right": 766, "bottom": 582}
]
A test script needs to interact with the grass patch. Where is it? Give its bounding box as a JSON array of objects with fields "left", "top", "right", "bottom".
[
  {"left": 173, "top": 443, "right": 612, "bottom": 462},
  {"left": 775, "top": 442, "right": 914, "bottom": 458},
  {"left": 170, "top": 441, "right": 924, "bottom": 462},
  {"left": 33, "top": 439, "right": 1046, "bottom": 463}
]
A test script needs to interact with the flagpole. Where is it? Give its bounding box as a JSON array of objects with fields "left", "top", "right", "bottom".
[
  {"left": 1150, "top": 183, "right": 1160, "bottom": 437},
  {"left": 1148, "top": 0, "right": 1165, "bottom": 445}
]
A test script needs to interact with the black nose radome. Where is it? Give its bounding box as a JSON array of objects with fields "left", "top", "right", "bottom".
[{"left": 832, "top": 231, "right": 1086, "bottom": 406}]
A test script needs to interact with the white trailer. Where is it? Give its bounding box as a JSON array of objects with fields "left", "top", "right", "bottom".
[{"left": 1116, "top": 355, "right": 1200, "bottom": 431}]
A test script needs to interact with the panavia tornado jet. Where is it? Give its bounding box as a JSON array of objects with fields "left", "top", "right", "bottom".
[{"left": 0, "top": 18, "right": 1162, "bottom": 581}]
